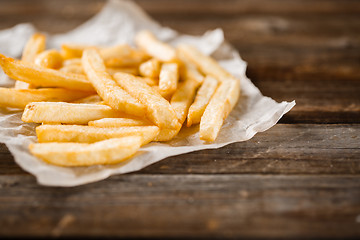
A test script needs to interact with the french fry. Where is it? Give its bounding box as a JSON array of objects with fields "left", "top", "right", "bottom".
[
  {"left": 159, "top": 63, "right": 179, "bottom": 97},
  {"left": 15, "top": 33, "right": 46, "bottom": 89},
  {"left": 82, "top": 48, "right": 146, "bottom": 116},
  {"left": 106, "top": 66, "right": 138, "bottom": 76},
  {"left": 59, "top": 65, "right": 84, "bottom": 75},
  {"left": 34, "top": 49, "right": 63, "bottom": 69},
  {"left": 99, "top": 44, "right": 133, "bottom": 60},
  {"left": 177, "top": 44, "right": 232, "bottom": 81},
  {"left": 136, "top": 76, "right": 158, "bottom": 86},
  {"left": 36, "top": 124, "right": 160, "bottom": 145},
  {"left": 139, "top": 58, "right": 160, "bottom": 78},
  {"left": 63, "top": 58, "right": 82, "bottom": 66},
  {"left": 101, "top": 44, "right": 149, "bottom": 67},
  {"left": 62, "top": 43, "right": 148, "bottom": 67},
  {"left": 61, "top": 44, "right": 91, "bottom": 59},
  {"left": 22, "top": 33, "right": 46, "bottom": 63},
  {"left": 73, "top": 94, "right": 102, "bottom": 104},
  {"left": 170, "top": 77, "right": 199, "bottom": 124},
  {"left": 89, "top": 118, "right": 151, "bottom": 127},
  {"left": 200, "top": 78, "right": 240, "bottom": 141},
  {"left": 29, "top": 137, "right": 142, "bottom": 166},
  {"left": 0, "top": 54, "right": 94, "bottom": 91},
  {"left": 0, "top": 88, "right": 92, "bottom": 109},
  {"left": 113, "top": 72, "right": 181, "bottom": 141},
  {"left": 178, "top": 51, "right": 204, "bottom": 85},
  {"left": 187, "top": 76, "right": 218, "bottom": 127},
  {"left": 135, "top": 30, "right": 177, "bottom": 62},
  {"left": 22, "top": 102, "right": 126, "bottom": 125}
]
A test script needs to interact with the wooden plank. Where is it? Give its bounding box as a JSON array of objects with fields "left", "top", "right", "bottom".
[
  {"left": 0, "top": 174, "right": 359, "bottom": 238},
  {"left": 1, "top": 124, "right": 359, "bottom": 175},
  {"left": 258, "top": 79, "right": 360, "bottom": 123}
]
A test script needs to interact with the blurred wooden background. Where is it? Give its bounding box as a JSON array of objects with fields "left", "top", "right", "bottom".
[{"left": 0, "top": 0, "right": 359, "bottom": 239}]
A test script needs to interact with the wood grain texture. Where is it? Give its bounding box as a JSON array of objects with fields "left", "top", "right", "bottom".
[
  {"left": 0, "top": 0, "right": 359, "bottom": 238},
  {"left": 1, "top": 174, "right": 360, "bottom": 238}
]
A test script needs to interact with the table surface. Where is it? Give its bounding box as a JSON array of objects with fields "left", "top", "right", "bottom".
[{"left": 1, "top": 0, "right": 359, "bottom": 238}]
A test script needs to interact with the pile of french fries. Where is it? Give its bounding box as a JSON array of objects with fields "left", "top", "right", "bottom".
[{"left": 0, "top": 30, "right": 240, "bottom": 167}]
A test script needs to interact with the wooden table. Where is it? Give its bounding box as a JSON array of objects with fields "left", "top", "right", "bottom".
[{"left": 1, "top": 0, "right": 359, "bottom": 238}]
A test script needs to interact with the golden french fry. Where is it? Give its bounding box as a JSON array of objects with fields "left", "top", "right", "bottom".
[
  {"left": 16, "top": 33, "right": 46, "bottom": 89},
  {"left": 100, "top": 44, "right": 133, "bottom": 60},
  {"left": 59, "top": 64, "right": 84, "bottom": 75},
  {"left": 61, "top": 44, "right": 148, "bottom": 67},
  {"left": 22, "top": 33, "right": 46, "bottom": 63},
  {"left": 139, "top": 58, "right": 160, "bottom": 78},
  {"left": 136, "top": 76, "right": 158, "bottom": 86},
  {"left": 36, "top": 124, "right": 159, "bottom": 145},
  {"left": 170, "top": 77, "right": 199, "bottom": 124},
  {"left": 30, "top": 137, "right": 142, "bottom": 166},
  {"left": 73, "top": 94, "right": 102, "bottom": 104},
  {"left": 187, "top": 76, "right": 218, "bottom": 127},
  {"left": 159, "top": 63, "right": 179, "bottom": 97},
  {"left": 101, "top": 44, "right": 149, "bottom": 66},
  {"left": 178, "top": 51, "right": 204, "bottom": 85},
  {"left": 89, "top": 118, "right": 151, "bottom": 127},
  {"left": 135, "top": 30, "right": 177, "bottom": 62},
  {"left": 82, "top": 48, "right": 146, "bottom": 116},
  {"left": 34, "top": 49, "right": 63, "bottom": 69},
  {"left": 106, "top": 67, "right": 138, "bottom": 76},
  {"left": 113, "top": 72, "right": 181, "bottom": 141},
  {"left": 63, "top": 58, "right": 82, "bottom": 66},
  {"left": 0, "top": 54, "right": 94, "bottom": 91},
  {"left": 61, "top": 44, "right": 91, "bottom": 59},
  {"left": 22, "top": 102, "right": 126, "bottom": 125},
  {"left": 0, "top": 88, "right": 92, "bottom": 109},
  {"left": 177, "top": 44, "right": 232, "bottom": 81},
  {"left": 200, "top": 78, "right": 240, "bottom": 141}
]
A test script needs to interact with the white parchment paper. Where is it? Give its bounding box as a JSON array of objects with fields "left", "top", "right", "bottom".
[{"left": 0, "top": 0, "right": 295, "bottom": 187}]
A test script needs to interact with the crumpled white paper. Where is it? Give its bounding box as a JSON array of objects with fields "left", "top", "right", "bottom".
[{"left": 0, "top": 0, "right": 295, "bottom": 187}]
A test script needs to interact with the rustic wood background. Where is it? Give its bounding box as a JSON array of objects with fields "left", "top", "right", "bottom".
[{"left": 1, "top": 0, "right": 360, "bottom": 238}]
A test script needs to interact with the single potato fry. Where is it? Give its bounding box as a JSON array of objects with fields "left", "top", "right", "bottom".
[
  {"left": 136, "top": 76, "right": 158, "bottom": 86},
  {"left": 63, "top": 58, "right": 82, "bottom": 66},
  {"left": 73, "top": 94, "right": 102, "bottom": 104},
  {"left": 200, "top": 78, "right": 240, "bottom": 141},
  {"left": 139, "top": 58, "right": 160, "bottom": 78},
  {"left": 101, "top": 44, "right": 149, "bottom": 67},
  {"left": 89, "top": 118, "right": 151, "bottom": 127},
  {"left": 135, "top": 30, "right": 177, "bottom": 62},
  {"left": 22, "top": 102, "right": 126, "bottom": 125},
  {"left": 187, "top": 76, "right": 218, "bottom": 127},
  {"left": 34, "top": 49, "right": 63, "bottom": 69},
  {"left": 99, "top": 44, "right": 133, "bottom": 60},
  {"left": 16, "top": 33, "right": 46, "bottom": 89},
  {"left": 36, "top": 124, "right": 159, "bottom": 145},
  {"left": 159, "top": 63, "right": 179, "bottom": 97},
  {"left": 113, "top": 72, "right": 181, "bottom": 141},
  {"left": 170, "top": 77, "right": 199, "bottom": 124},
  {"left": 29, "top": 137, "right": 142, "bottom": 166},
  {"left": 22, "top": 33, "right": 46, "bottom": 63},
  {"left": 62, "top": 43, "right": 148, "bottom": 67},
  {"left": 106, "top": 66, "right": 138, "bottom": 76},
  {"left": 177, "top": 44, "right": 232, "bottom": 81},
  {"left": 0, "top": 54, "right": 94, "bottom": 91},
  {"left": 61, "top": 44, "right": 92, "bottom": 59},
  {"left": 178, "top": 51, "right": 204, "bottom": 85},
  {"left": 0, "top": 88, "right": 92, "bottom": 109},
  {"left": 59, "top": 64, "right": 84, "bottom": 75},
  {"left": 82, "top": 48, "right": 146, "bottom": 116}
]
